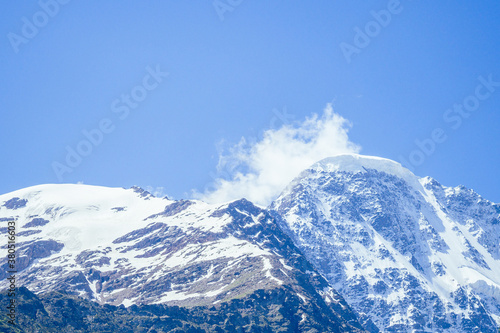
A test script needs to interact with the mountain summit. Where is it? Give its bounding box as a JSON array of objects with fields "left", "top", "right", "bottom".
[
  {"left": 271, "top": 154, "right": 500, "bottom": 332},
  {"left": 0, "top": 184, "right": 364, "bottom": 332},
  {"left": 1, "top": 154, "right": 499, "bottom": 332}
]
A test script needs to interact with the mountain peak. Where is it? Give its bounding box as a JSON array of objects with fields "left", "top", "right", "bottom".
[
  {"left": 313, "top": 154, "right": 411, "bottom": 176},
  {"left": 303, "top": 154, "right": 423, "bottom": 193},
  {"left": 272, "top": 154, "right": 500, "bottom": 332}
]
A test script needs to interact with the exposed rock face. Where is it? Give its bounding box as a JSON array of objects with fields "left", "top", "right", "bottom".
[
  {"left": 3, "top": 197, "right": 27, "bottom": 209},
  {"left": 270, "top": 154, "right": 500, "bottom": 332},
  {"left": 2, "top": 154, "right": 498, "bottom": 332},
  {"left": 24, "top": 217, "right": 50, "bottom": 228},
  {"left": 0, "top": 184, "right": 364, "bottom": 332}
]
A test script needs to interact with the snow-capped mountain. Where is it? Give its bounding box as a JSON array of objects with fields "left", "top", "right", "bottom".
[
  {"left": 2, "top": 154, "right": 499, "bottom": 332},
  {"left": 0, "top": 184, "right": 364, "bottom": 332},
  {"left": 270, "top": 154, "right": 500, "bottom": 332}
]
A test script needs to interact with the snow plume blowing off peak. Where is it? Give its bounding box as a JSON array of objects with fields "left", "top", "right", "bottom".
[{"left": 195, "top": 104, "right": 361, "bottom": 206}]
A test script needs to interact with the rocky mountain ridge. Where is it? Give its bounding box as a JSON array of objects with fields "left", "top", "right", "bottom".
[
  {"left": 0, "top": 183, "right": 364, "bottom": 332},
  {"left": 1, "top": 154, "right": 499, "bottom": 332},
  {"left": 270, "top": 154, "right": 500, "bottom": 332}
]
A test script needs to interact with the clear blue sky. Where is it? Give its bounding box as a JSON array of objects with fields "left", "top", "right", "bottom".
[{"left": 1, "top": 1, "right": 499, "bottom": 203}]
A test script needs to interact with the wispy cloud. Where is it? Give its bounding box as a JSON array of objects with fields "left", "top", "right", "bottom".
[{"left": 195, "top": 104, "right": 360, "bottom": 206}]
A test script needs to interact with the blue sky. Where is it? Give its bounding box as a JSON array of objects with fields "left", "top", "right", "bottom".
[{"left": 1, "top": 1, "right": 499, "bottom": 204}]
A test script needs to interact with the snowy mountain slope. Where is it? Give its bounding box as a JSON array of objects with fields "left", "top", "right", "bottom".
[
  {"left": 0, "top": 184, "right": 365, "bottom": 332},
  {"left": 270, "top": 154, "right": 500, "bottom": 332}
]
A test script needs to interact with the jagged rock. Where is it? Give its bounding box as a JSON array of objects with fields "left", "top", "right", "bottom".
[
  {"left": 0, "top": 184, "right": 365, "bottom": 332},
  {"left": 271, "top": 154, "right": 500, "bottom": 332}
]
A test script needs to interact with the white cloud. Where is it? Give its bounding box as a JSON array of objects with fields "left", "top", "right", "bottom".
[
  {"left": 145, "top": 186, "right": 168, "bottom": 198},
  {"left": 195, "top": 104, "right": 361, "bottom": 206}
]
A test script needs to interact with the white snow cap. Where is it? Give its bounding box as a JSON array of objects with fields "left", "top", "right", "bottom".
[{"left": 310, "top": 154, "right": 424, "bottom": 191}]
